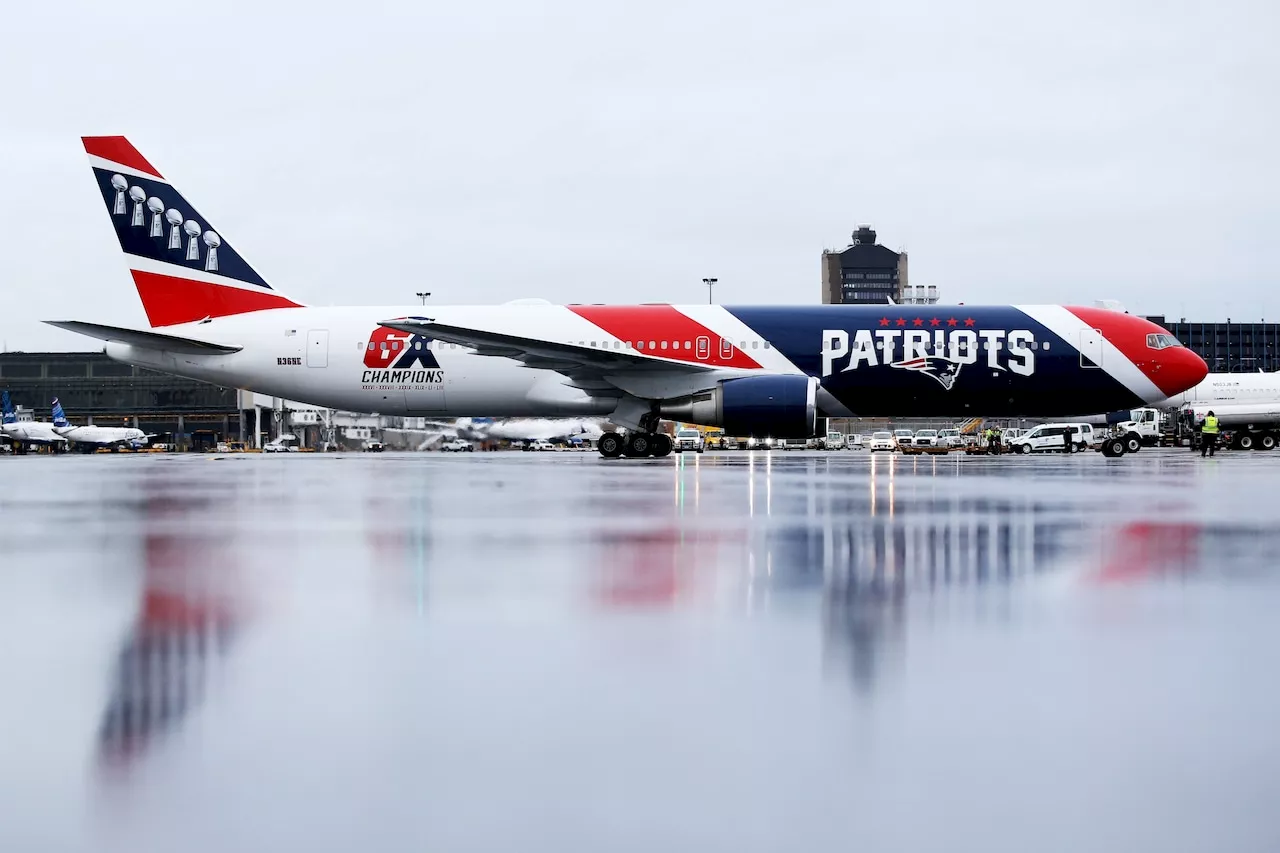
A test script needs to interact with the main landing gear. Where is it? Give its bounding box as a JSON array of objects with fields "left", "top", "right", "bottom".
[{"left": 598, "top": 430, "right": 673, "bottom": 459}]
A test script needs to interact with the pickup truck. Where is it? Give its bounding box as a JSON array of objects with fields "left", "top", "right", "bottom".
[
  {"left": 673, "top": 428, "right": 705, "bottom": 452},
  {"left": 441, "top": 438, "right": 473, "bottom": 452}
]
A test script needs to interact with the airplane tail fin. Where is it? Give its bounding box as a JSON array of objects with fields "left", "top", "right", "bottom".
[
  {"left": 82, "top": 136, "right": 304, "bottom": 328},
  {"left": 1, "top": 391, "right": 15, "bottom": 425},
  {"left": 51, "top": 398, "right": 69, "bottom": 429}
]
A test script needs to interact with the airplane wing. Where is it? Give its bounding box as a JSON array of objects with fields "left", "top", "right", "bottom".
[
  {"left": 377, "top": 315, "right": 760, "bottom": 400},
  {"left": 43, "top": 321, "right": 243, "bottom": 355}
]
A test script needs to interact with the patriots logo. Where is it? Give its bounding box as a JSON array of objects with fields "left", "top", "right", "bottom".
[{"left": 891, "top": 356, "right": 963, "bottom": 390}]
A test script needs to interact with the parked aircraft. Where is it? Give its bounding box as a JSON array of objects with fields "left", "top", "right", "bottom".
[
  {"left": 48, "top": 136, "right": 1207, "bottom": 458},
  {"left": 1, "top": 391, "right": 68, "bottom": 450},
  {"left": 51, "top": 398, "right": 152, "bottom": 450}
]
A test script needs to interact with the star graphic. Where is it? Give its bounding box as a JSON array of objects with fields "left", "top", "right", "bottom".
[
  {"left": 912, "top": 318, "right": 924, "bottom": 327},
  {"left": 930, "top": 318, "right": 941, "bottom": 327},
  {"left": 964, "top": 318, "right": 975, "bottom": 327},
  {"left": 879, "top": 317, "right": 890, "bottom": 327},
  {"left": 946, "top": 318, "right": 958, "bottom": 326},
  {"left": 896, "top": 318, "right": 907, "bottom": 327}
]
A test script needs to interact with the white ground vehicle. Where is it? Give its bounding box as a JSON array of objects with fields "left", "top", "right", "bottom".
[
  {"left": 263, "top": 434, "right": 300, "bottom": 453},
  {"left": 913, "top": 429, "right": 939, "bottom": 448},
  {"left": 525, "top": 439, "right": 555, "bottom": 451},
  {"left": 893, "top": 429, "right": 914, "bottom": 450},
  {"left": 674, "top": 428, "right": 705, "bottom": 452},
  {"left": 1006, "top": 423, "right": 1094, "bottom": 454},
  {"left": 937, "top": 428, "right": 961, "bottom": 448},
  {"left": 822, "top": 431, "right": 846, "bottom": 450},
  {"left": 441, "top": 438, "right": 473, "bottom": 452},
  {"left": 868, "top": 431, "right": 896, "bottom": 452},
  {"left": 848, "top": 434, "right": 864, "bottom": 449}
]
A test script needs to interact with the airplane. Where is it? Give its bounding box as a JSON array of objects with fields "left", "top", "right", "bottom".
[
  {"left": 50, "top": 397, "right": 153, "bottom": 450},
  {"left": 46, "top": 136, "right": 1209, "bottom": 459},
  {"left": 1, "top": 391, "right": 68, "bottom": 451}
]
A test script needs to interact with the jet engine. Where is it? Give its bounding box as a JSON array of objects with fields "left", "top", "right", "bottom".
[{"left": 660, "top": 375, "right": 817, "bottom": 438}]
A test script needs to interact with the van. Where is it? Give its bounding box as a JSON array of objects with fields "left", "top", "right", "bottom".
[{"left": 1006, "top": 423, "right": 1095, "bottom": 454}]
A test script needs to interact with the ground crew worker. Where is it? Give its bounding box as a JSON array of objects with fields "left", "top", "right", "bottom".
[{"left": 1200, "top": 410, "right": 1220, "bottom": 457}]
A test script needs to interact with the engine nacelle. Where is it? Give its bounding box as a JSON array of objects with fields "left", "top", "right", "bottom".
[{"left": 659, "top": 375, "right": 818, "bottom": 438}]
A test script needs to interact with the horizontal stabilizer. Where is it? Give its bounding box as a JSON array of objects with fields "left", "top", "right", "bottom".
[{"left": 43, "top": 320, "right": 242, "bottom": 355}]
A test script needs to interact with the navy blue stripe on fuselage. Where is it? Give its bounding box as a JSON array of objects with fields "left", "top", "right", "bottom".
[
  {"left": 91, "top": 167, "right": 270, "bottom": 289},
  {"left": 724, "top": 305, "right": 1143, "bottom": 417}
]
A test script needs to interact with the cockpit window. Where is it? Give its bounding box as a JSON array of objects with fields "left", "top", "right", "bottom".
[{"left": 1146, "top": 333, "right": 1183, "bottom": 350}]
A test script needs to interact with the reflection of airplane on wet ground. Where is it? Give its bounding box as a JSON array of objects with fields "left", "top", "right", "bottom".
[{"left": 96, "top": 492, "right": 242, "bottom": 772}]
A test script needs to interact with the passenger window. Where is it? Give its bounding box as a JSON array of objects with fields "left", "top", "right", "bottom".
[
  {"left": 615, "top": 341, "right": 621, "bottom": 349},
  {"left": 1043, "top": 342, "right": 1050, "bottom": 350},
  {"left": 649, "top": 340, "right": 656, "bottom": 349},
  {"left": 661, "top": 341, "right": 668, "bottom": 349},
  {"left": 391, "top": 341, "right": 399, "bottom": 350},
  {"left": 637, "top": 341, "right": 645, "bottom": 350},
  {"left": 751, "top": 341, "right": 759, "bottom": 349},
  {"left": 739, "top": 341, "right": 746, "bottom": 349},
  {"left": 590, "top": 341, "right": 597, "bottom": 347},
  {"left": 684, "top": 341, "right": 691, "bottom": 349},
  {"left": 358, "top": 342, "right": 364, "bottom": 350},
  {"left": 763, "top": 341, "right": 771, "bottom": 349},
  {"left": 367, "top": 342, "right": 375, "bottom": 351},
  {"left": 415, "top": 341, "right": 422, "bottom": 350},
  {"left": 380, "top": 342, "right": 388, "bottom": 351}
]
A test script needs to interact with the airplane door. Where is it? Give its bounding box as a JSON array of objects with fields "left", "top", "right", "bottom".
[
  {"left": 307, "top": 330, "right": 329, "bottom": 368},
  {"left": 1079, "top": 328, "right": 1103, "bottom": 368},
  {"left": 719, "top": 337, "right": 733, "bottom": 359},
  {"left": 696, "top": 336, "right": 710, "bottom": 360}
]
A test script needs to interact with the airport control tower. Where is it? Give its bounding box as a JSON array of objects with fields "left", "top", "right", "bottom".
[{"left": 820, "top": 225, "right": 909, "bottom": 305}]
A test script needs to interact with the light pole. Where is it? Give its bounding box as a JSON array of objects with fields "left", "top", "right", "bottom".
[
  {"left": 416, "top": 291, "right": 431, "bottom": 305},
  {"left": 702, "top": 277, "right": 717, "bottom": 305}
]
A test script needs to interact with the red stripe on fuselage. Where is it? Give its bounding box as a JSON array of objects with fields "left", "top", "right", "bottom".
[
  {"left": 131, "top": 270, "right": 302, "bottom": 327},
  {"left": 1064, "top": 305, "right": 1205, "bottom": 397},
  {"left": 567, "top": 305, "right": 761, "bottom": 369},
  {"left": 82, "top": 136, "right": 164, "bottom": 179}
]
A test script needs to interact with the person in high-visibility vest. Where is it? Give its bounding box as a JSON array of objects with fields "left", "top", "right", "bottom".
[{"left": 1200, "top": 410, "right": 1220, "bottom": 458}]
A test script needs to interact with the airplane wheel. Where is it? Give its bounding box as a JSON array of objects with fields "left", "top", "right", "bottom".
[
  {"left": 651, "top": 434, "right": 673, "bottom": 458},
  {"left": 1257, "top": 433, "right": 1276, "bottom": 451},
  {"left": 623, "top": 432, "right": 652, "bottom": 458},
  {"left": 598, "top": 432, "right": 624, "bottom": 458}
]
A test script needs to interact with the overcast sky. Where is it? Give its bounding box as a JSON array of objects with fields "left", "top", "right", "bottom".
[{"left": 1, "top": 0, "right": 1276, "bottom": 351}]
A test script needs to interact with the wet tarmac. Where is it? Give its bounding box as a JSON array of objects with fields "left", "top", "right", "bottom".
[{"left": 1, "top": 448, "right": 1278, "bottom": 852}]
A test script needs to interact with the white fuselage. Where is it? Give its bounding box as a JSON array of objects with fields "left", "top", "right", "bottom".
[
  {"left": 1075, "top": 371, "right": 1280, "bottom": 425},
  {"left": 57, "top": 425, "right": 148, "bottom": 446},
  {"left": 2, "top": 421, "right": 66, "bottom": 445},
  {"left": 104, "top": 306, "right": 669, "bottom": 418},
  {"left": 1156, "top": 372, "right": 1280, "bottom": 408}
]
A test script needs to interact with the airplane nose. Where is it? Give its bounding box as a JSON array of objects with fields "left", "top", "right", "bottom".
[{"left": 1150, "top": 347, "right": 1208, "bottom": 398}]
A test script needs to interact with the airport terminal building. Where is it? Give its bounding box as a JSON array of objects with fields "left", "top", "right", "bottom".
[
  {"left": 1144, "top": 317, "right": 1280, "bottom": 373},
  {"left": 1, "top": 351, "right": 250, "bottom": 448}
]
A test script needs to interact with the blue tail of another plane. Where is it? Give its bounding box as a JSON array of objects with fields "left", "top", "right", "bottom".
[
  {"left": 2, "top": 391, "right": 15, "bottom": 425},
  {"left": 51, "top": 398, "right": 69, "bottom": 428}
]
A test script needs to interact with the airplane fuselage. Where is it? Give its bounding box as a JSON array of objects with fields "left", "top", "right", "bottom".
[{"left": 101, "top": 303, "right": 1201, "bottom": 422}]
